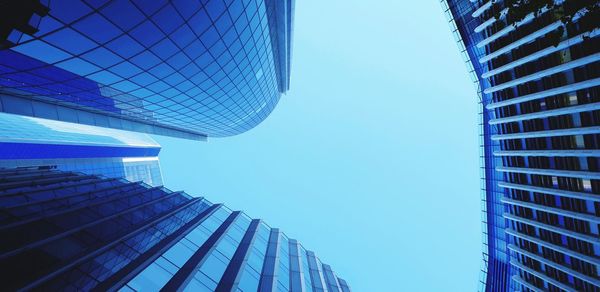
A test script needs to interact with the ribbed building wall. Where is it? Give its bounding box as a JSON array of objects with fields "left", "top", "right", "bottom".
[
  {"left": 0, "top": 166, "right": 348, "bottom": 291},
  {"left": 442, "top": 0, "right": 600, "bottom": 291}
]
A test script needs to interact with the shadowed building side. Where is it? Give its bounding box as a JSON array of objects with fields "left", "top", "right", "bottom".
[{"left": 0, "top": 166, "right": 349, "bottom": 291}]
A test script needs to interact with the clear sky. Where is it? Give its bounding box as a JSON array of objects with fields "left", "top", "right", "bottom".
[{"left": 154, "top": 1, "right": 482, "bottom": 291}]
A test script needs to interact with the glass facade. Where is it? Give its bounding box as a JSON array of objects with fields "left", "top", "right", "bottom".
[
  {"left": 0, "top": 0, "right": 294, "bottom": 140},
  {"left": 0, "top": 112, "right": 163, "bottom": 186},
  {"left": 441, "top": 1, "right": 600, "bottom": 291},
  {"left": 0, "top": 166, "right": 349, "bottom": 291}
]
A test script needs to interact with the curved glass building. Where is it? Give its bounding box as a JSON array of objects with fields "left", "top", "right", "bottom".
[
  {"left": 441, "top": 1, "right": 599, "bottom": 291},
  {"left": 0, "top": 0, "right": 294, "bottom": 140}
]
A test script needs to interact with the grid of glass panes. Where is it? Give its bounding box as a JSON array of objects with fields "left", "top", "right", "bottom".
[
  {"left": 121, "top": 210, "right": 349, "bottom": 292},
  {"left": 188, "top": 212, "right": 251, "bottom": 290},
  {"left": 1, "top": 0, "right": 286, "bottom": 137},
  {"left": 123, "top": 159, "right": 163, "bottom": 186},
  {"left": 0, "top": 167, "right": 349, "bottom": 291},
  {"left": 44, "top": 197, "right": 212, "bottom": 290},
  {"left": 125, "top": 205, "right": 231, "bottom": 290},
  {"left": 235, "top": 220, "right": 270, "bottom": 291}
]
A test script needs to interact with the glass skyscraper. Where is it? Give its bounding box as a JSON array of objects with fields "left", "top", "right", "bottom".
[
  {"left": 0, "top": 2, "right": 351, "bottom": 291},
  {"left": 0, "top": 112, "right": 163, "bottom": 186},
  {"left": 441, "top": 1, "right": 599, "bottom": 291},
  {"left": 0, "top": 166, "right": 350, "bottom": 292},
  {"left": 0, "top": 0, "right": 294, "bottom": 140}
]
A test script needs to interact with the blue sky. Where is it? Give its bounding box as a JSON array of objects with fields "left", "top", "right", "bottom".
[{"left": 155, "top": 1, "right": 482, "bottom": 291}]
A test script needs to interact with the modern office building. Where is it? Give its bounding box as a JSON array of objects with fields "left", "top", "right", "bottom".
[
  {"left": 0, "top": 111, "right": 163, "bottom": 186},
  {"left": 441, "top": 1, "right": 599, "bottom": 291},
  {"left": 0, "top": 166, "right": 350, "bottom": 292},
  {"left": 0, "top": 0, "right": 294, "bottom": 140}
]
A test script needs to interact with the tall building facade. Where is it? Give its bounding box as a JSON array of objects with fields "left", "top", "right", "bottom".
[
  {"left": 441, "top": 1, "right": 599, "bottom": 291},
  {"left": 0, "top": 166, "right": 350, "bottom": 292},
  {"left": 0, "top": 0, "right": 294, "bottom": 140},
  {"left": 0, "top": 112, "right": 163, "bottom": 186}
]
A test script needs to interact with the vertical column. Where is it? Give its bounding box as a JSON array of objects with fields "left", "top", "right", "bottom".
[
  {"left": 338, "top": 278, "right": 351, "bottom": 292},
  {"left": 288, "top": 239, "right": 305, "bottom": 292},
  {"left": 258, "top": 228, "right": 281, "bottom": 292},
  {"left": 306, "top": 250, "right": 327, "bottom": 292},
  {"left": 322, "top": 264, "right": 342, "bottom": 292},
  {"left": 215, "top": 219, "right": 261, "bottom": 291},
  {"left": 160, "top": 211, "right": 241, "bottom": 291},
  {"left": 95, "top": 202, "right": 220, "bottom": 291}
]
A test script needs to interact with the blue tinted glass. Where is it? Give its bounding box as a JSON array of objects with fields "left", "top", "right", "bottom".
[
  {"left": 101, "top": 0, "right": 145, "bottom": 30},
  {"left": 73, "top": 14, "right": 121, "bottom": 44},
  {"left": 2, "top": 0, "right": 291, "bottom": 139}
]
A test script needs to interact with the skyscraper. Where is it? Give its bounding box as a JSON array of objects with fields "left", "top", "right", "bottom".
[
  {"left": 0, "top": 166, "right": 350, "bottom": 292},
  {"left": 441, "top": 1, "right": 599, "bottom": 291},
  {"left": 0, "top": 111, "right": 163, "bottom": 186},
  {"left": 0, "top": 0, "right": 294, "bottom": 140}
]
